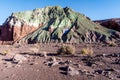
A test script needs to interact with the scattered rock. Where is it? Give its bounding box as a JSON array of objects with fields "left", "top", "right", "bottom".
[
  {"left": 12, "top": 54, "right": 27, "bottom": 64},
  {"left": 64, "top": 60, "right": 72, "bottom": 64},
  {"left": 104, "top": 68, "right": 114, "bottom": 72},
  {"left": 56, "top": 57, "right": 62, "bottom": 61},
  {"left": 94, "top": 68, "right": 116, "bottom": 79},
  {"left": 29, "top": 63, "right": 34, "bottom": 65},
  {"left": 58, "top": 61, "right": 65, "bottom": 65},
  {"left": 103, "top": 53, "right": 120, "bottom": 58},
  {"left": 24, "top": 54, "right": 30, "bottom": 58},
  {"left": 73, "top": 64, "right": 81, "bottom": 68},
  {"left": 79, "top": 69, "right": 96, "bottom": 77},
  {"left": 29, "top": 61, "right": 38, "bottom": 65},
  {"left": 80, "top": 69, "right": 92, "bottom": 75},
  {"left": 95, "top": 70, "right": 103, "bottom": 74},
  {"left": 117, "top": 75, "right": 120, "bottom": 78},
  {"left": 48, "top": 57, "right": 57, "bottom": 62},
  {"left": 40, "top": 51, "right": 47, "bottom": 58},
  {"left": 44, "top": 61, "right": 52, "bottom": 66},
  {"left": 86, "top": 61, "right": 93, "bottom": 66},
  {"left": 67, "top": 66, "right": 79, "bottom": 76},
  {"left": 51, "top": 62, "right": 59, "bottom": 67},
  {"left": 44, "top": 57, "right": 59, "bottom": 67},
  {"left": 114, "top": 58, "right": 120, "bottom": 64},
  {"left": 102, "top": 54, "right": 108, "bottom": 57}
]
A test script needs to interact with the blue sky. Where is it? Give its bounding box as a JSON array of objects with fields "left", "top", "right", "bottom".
[{"left": 0, "top": 0, "right": 120, "bottom": 25}]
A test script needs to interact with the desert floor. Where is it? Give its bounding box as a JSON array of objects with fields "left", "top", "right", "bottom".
[{"left": 0, "top": 43, "right": 120, "bottom": 80}]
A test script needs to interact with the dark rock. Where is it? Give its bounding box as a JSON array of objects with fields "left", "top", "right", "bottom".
[
  {"left": 51, "top": 62, "right": 59, "bottom": 67},
  {"left": 117, "top": 75, "right": 120, "bottom": 78},
  {"left": 114, "top": 58, "right": 120, "bottom": 64},
  {"left": 104, "top": 68, "right": 114, "bottom": 72},
  {"left": 64, "top": 60, "right": 72, "bottom": 64},
  {"left": 86, "top": 61, "right": 93, "bottom": 66},
  {"left": 95, "top": 70, "right": 103, "bottom": 74},
  {"left": 44, "top": 57, "right": 59, "bottom": 67}
]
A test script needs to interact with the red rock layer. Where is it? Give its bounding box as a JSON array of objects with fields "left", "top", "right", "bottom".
[
  {"left": 0, "top": 24, "right": 38, "bottom": 44},
  {"left": 13, "top": 25, "right": 38, "bottom": 42}
]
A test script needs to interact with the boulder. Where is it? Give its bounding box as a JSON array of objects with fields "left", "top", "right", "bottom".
[
  {"left": 67, "top": 66, "right": 79, "bottom": 76},
  {"left": 12, "top": 54, "right": 27, "bottom": 64}
]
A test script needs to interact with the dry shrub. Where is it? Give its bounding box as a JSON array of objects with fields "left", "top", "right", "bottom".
[
  {"left": 57, "top": 44, "right": 76, "bottom": 55},
  {"left": 107, "top": 41, "right": 117, "bottom": 47},
  {"left": 81, "top": 47, "right": 93, "bottom": 56},
  {"left": 1, "top": 49, "right": 10, "bottom": 55}
]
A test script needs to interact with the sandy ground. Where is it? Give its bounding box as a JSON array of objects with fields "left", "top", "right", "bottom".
[{"left": 0, "top": 43, "right": 120, "bottom": 80}]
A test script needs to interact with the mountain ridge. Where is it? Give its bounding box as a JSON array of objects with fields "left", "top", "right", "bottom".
[{"left": 0, "top": 6, "right": 120, "bottom": 44}]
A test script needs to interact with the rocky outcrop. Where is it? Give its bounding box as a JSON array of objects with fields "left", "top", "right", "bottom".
[
  {"left": 18, "top": 6, "right": 120, "bottom": 43},
  {"left": 0, "top": 6, "right": 120, "bottom": 44},
  {"left": 2, "top": 16, "right": 39, "bottom": 42},
  {"left": 95, "top": 18, "right": 120, "bottom": 32},
  {"left": 0, "top": 25, "right": 13, "bottom": 44},
  {"left": 0, "top": 25, "right": 13, "bottom": 41}
]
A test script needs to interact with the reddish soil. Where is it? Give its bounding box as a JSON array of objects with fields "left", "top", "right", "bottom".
[{"left": 0, "top": 43, "right": 120, "bottom": 80}]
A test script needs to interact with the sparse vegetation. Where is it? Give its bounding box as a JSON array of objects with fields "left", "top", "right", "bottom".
[
  {"left": 107, "top": 41, "right": 117, "bottom": 47},
  {"left": 1, "top": 49, "right": 10, "bottom": 55},
  {"left": 81, "top": 47, "right": 93, "bottom": 56},
  {"left": 57, "top": 44, "right": 76, "bottom": 55}
]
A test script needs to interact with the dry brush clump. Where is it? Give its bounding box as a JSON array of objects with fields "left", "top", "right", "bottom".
[
  {"left": 107, "top": 41, "right": 117, "bottom": 47},
  {"left": 81, "top": 47, "right": 93, "bottom": 56},
  {"left": 57, "top": 44, "right": 76, "bottom": 55},
  {"left": 0, "top": 49, "right": 11, "bottom": 55}
]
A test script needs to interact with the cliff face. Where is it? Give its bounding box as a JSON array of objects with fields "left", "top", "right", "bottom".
[
  {"left": 2, "top": 13, "right": 39, "bottom": 42},
  {"left": 1, "top": 6, "right": 120, "bottom": 44},
  {"left": 95, "top": 18, "right": 120, "bottom": 32}
]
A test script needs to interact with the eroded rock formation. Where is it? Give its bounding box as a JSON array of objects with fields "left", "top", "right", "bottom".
[{"left": 0, "top": 6, "right": 120, "bottom": 44}]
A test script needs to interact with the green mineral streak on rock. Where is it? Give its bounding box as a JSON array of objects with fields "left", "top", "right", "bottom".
[{"left": 10, "top": 6, "right": 119, "bottom": 43}]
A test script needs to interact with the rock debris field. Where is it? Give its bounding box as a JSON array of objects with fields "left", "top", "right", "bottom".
[{"left": 0, "top": 43, "right": 120, "bottom": 80}]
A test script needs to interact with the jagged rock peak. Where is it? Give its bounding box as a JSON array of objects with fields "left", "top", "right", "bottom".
[{"left": 4, "top": 6, "right": 80, "bottom": 27}]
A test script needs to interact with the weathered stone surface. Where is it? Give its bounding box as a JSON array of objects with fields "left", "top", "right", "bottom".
[
  {"left": 0, "top": 25, "right": 13, "bottom": 44},
  {"left": 12, "top": 54, "right": 27, "bottom": 64},
  {"left": 67, "top": 66, "right": 79, "bottom": 76},
  {"left": 40, "top": 51, "right": 47, "bottom": 58},
  {"left": 0, "top": 6, "right": 120, "bottom": 44},
  {"left": 12, "top": 25, "right": 38, "bottom": 42},
  {"left": 44, "top": 57, "right": 59, "bottom": 67},
  {"left": 18, "top": 6, "right": 120, "bottom": 43}
]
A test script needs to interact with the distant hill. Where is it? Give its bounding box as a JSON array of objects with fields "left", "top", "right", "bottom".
[
  {"left": 94, "top": 18, "right": 120, "bottom": 32},
  {"left": 1, "top": 6, "right": 120, "bottom": 44}
]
